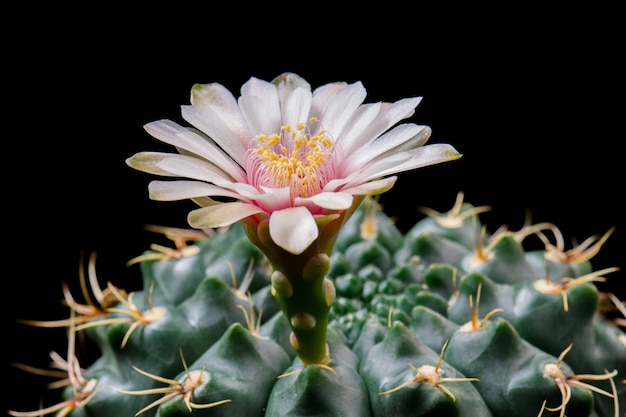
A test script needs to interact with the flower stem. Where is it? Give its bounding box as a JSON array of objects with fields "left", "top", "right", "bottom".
[
  {"left": 270, "top": 253, "right": 334, "bottom": 365},
  {"left": 242, "top": 201, "right": 362, "bottom": 367}
]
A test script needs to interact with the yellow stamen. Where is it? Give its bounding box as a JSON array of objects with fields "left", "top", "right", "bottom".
[{"left": 251, "top": 119, "right": 333, "bottom": 199}]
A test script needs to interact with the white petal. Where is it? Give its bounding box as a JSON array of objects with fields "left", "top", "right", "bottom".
[
  {"left": 275, "top": 73, "right": 313, "bottom": 127},
  {"left": 340, "top": 177, "right": 398, "bottom": 196},
  {"left": 156, "top": 155, "right": 236, "bottom": 185},
  {"left": 148, "top": 180, "right": 242, "bottom": 202},
  {"left": 188, "top": 202, "right": 265, "bottom": 229},
  {"left": 295, "top": 192, "right": 353, "bottom": 210},
  {"left": 238, "top": 77, "right": 281, "bottom": 135},
  {"left": 181, "top": 83, "right": 251, "bottom": 166},
  {"left": 126, "top": 151, "right": 181, "bottom": 177},
  {"left": 314, "top": 81, "right": 367, "bottom": 136},
  {"left": 323, "top": 155, "right": 409, "bottom": 192},
  {"left": 349, "top": 144, "right": 462, "bottom": 186},
  {"left": 334, "top": 102, "right": 382, "bottom": 156},
  {"left": 152, "top": 155, "right": 260, "bottom": 198},
  {"left": 273, "top": 73, "right": 310, "bottom": 90},
  {"left": 324, "top": 153, "right": 411, "bottom": 192},
  {"left": 282, "top": 88, "right": 313, "bottom": 128},
  {"left": 310, "top": 81, "right": 349, "bottom": 116},
  {"left": 338, "top": 97, "right": 422, "bottom": 155},
  {"left": 144, "top": 120, "right": 246, "bottom": 182},
  {"left": 269, "top": 207, "right": 318, "bottom": 255},
  {"left": 342, "top": 124, "right": 431, "bottom": 173},
  {"left": 250, "top": 186, "right": 291, "bottom": 212}
]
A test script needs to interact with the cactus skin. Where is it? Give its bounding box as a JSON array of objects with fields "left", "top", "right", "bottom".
[{"left": 9, "top": 196, "right": 625, "bottom": 417}]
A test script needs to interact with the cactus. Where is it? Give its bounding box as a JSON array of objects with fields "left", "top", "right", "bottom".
[{"left": 8, "top": 74, "right": 625, "bottom": 417}]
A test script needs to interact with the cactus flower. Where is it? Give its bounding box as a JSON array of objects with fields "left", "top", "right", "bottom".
[
  {"left": 126, "top": 73, "right": 461, "bottom": 366},
  {"left": 126, "top": 73, "right": 460, "bottom": 256}
]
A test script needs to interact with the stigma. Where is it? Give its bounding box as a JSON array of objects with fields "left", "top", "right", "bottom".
[{"left": 248, "top": 118, "right": 335, "bottom": 199}]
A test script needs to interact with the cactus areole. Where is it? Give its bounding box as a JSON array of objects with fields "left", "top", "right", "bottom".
[{"left": 9, "top": 74, "right": 624, "bottom": 417}]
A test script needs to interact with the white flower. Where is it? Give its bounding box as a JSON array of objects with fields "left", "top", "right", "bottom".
[{"left": 127, "top": 73, "right": 461, "bottom": 255}]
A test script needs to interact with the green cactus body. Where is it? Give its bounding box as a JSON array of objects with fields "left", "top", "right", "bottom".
[{"left": 10, "top": 196, "right": 625, "bottom": 417}]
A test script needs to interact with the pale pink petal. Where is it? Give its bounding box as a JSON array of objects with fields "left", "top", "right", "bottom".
[
  {"left": 275, "top": 73, "right": 313, "bottom": 127},
  {"left": 152, "top": 155, "right": 261, "bottom": 198},
  {"left": 295, "top": 192, "right": 353, "bottom": 210},
  {"left": 340, "top": 176, "right": 398, "bottom": 196},
  {"left": 269, "top": 207, "right": 318, "bottom": 255},
  {"left": 310, "top": 81, "right": 349, "bottom": 116},
  {"left": 238, "top": 77, "right": 281, "bottom": 135},
  {"left": 144, "top": 119, "right": 246, "bottom": 182},
  {"left": 126, "top": 151, "right": 196, "bottom": 177},
  {"left": 336, "top": 97, "right": 422, "bottom": 155},
  {"left": 220, "top": 182, "right": 263, "bottom": 199},
  {"left": 342, "top": 124, "right": 431, "bottom": 173},
  {"left": 313, "top": 81, "right": 367, "bottom": 137},
  {"left": 188, "top": 202, "right": 265, "bottom": 229},
  {"left": 181, "top": 83, "right": 252, "bottom": 166},
  {"left": 347, "top": 144, "right": 462, "bottom": 187},
  {"left": 148, "top": 180, "right": 244, "bottom": 202},
  {"left": 249, "top": 186, "right": 291, "bottom": 212},
  {"left": 322, "top": 155, "right": 410, "bottom": 192},
  {"left": 333, "top": 102, "right": 382, "bottom": 156},
  {"left": 156, "top": 155, "right": 238, "bottom": 185}
]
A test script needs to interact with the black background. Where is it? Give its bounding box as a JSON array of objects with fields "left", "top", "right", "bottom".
[{"left": 5, "top": 7, "right": 624, "bottom": 414}]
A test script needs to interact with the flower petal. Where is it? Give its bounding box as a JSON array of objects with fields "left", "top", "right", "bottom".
[
  {"left": 312, "top": 81, "right": 367, "bottom": 137},
  {"left": 340, "top": 176, "right": 398, "bottom": 196},
  {"left": 148, "top": 180, "right": 242, "bottom": 201},
  {"left": 274, "top": 73, "right": 313, "bottom": 127},
  {"left": 188, "top": 202, "right": 265, "bottom": 229},
  {"left": 352, "top": 143, "right": 462, "bottom": 185},
  {"left": 250, "top": 186, "right": 291, "bottom": 212},
  {"left": 181, "top": 82, "right": 251, "bottom": 167},
  {"left": 333, "top": 102, "right": 382, "bottom": 156},
  {"left": 295, "top": 192, "right": 353, "bottom": 210},
  {"left": 310, "top": 81, "right": 349, "bottom": 115},
  {"left": 156, "top": 154, "right": 238, "bottom": 185},
  {"left": 337, "top": 97, "right": 422, "bottom": 156},
  {"left": 126, "top": 151, "right": 182, "bottom": 177},
  {"left": 238, "top": 76, "right": 281, "bottom": 135},
  {"left": 269, "top": 207, "right": 318, "bottom": 255},
  {"left": 144, "top": 119, "right": 246, "bottom": 182},
  {"left": 342, "top": 123, "right": 431, "bottom": 173},
  {"left": 136, "top": 153, "right": 262, "bottom": 199}
]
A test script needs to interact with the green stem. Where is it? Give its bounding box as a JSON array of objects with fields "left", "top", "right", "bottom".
[
  {"left": 241, "top": 202, "right": 363, "bottom": 366},
  {"left": 270, "top": 254, "right": 333, "bottom": 365}
]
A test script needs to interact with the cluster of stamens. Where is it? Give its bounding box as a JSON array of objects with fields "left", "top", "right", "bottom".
[{"left": 248, "top": 118, "right": 334, "bottom": 200}]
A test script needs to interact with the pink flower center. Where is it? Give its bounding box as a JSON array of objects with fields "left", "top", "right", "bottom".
[{"left": 247, "top": 118, "right": 335, "bottom": 199}]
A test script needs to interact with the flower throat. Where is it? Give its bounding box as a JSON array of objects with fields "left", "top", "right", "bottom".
[{"left": 248, "top": 117, "right": 334, "bottom": 199}]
